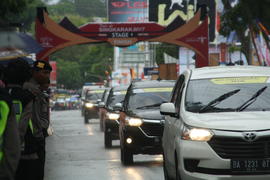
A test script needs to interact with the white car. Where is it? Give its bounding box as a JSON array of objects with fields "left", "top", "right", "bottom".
[{"left": 161, "top": 66, "right": 270, "bottom": 180}]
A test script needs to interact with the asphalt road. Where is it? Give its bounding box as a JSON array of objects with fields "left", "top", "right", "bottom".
[{"left": 44, "top": 110, "right": 164, "bottom": 180}]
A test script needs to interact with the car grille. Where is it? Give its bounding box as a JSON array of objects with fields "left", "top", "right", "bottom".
[
  {"left": 140, "top": 122, "right": 163, "bottom": 137},
  {"left": 208, "top": 136, "right": 270, "bottom": 159}
]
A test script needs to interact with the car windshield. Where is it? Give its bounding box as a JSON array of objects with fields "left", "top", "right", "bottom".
[
  {"left": 107, "top": 91, "right": 126, "bottom": 109},
  {"left": 185, "top": 77, "right": 270, "bottom": 113},
  {"left": 86, "top": 92, "right": 103, "bottom": 101},
  {"left": 128, "top": 87, "right": 172, "bottom": 110}
]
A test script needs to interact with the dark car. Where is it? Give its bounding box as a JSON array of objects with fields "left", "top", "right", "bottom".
[
  {"left": 102, "top": 86, "right": 128, "bottom": 148},
  {"left": 84, "top": 88, "right": 106, "bottom": 123},
  {"left": 98, "top": 88, "right": 111, "bottom": 131},
  {"left": 119, "top": 80, "right": 175, "bottom": 165},
  {"left": 54, "top": 98, "right": 66, "bottom": 110}
]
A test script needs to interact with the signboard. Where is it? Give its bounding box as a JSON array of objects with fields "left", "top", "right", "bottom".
[
  {"left": 149, "top": 0, "right": 216, "bottom": 41},
  {"left": 144, "top": 67, "right": 159, "bottom": 75},
  {"left": 108, "top": 0, "right": 148, "bottom": 22},
  {"left": 79, "top": 22, "right": 165, "bottom": 47}
]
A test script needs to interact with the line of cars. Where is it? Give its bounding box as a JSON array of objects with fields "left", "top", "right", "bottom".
[
  {"left": 96, "top": 80, "right": 175, "bottom": 164},
  {"left": 80, "top": 83, "right": 108, "bottom": 124},
  {"left": 84, "top": 65, "right": 270, "bottom": 180}
]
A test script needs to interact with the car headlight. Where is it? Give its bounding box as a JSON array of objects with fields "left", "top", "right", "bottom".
[
  {"left": 85, "top": 103, "right": 94, "bottom": 108},
  {"left": 106, "top": 112, "right": 120, "bottom": 120},
  {"left": 181, "top": 125, "right": 213, "bottom": 141},
  {"left": 125, "top": 117, "right": 143, "bottom": 126}
]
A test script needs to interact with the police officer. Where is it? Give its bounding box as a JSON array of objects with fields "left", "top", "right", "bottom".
[
  {"left": 3, "top": 58, "right": 36, "bottom": 180},
  {"left": 0, "top": 63, "right": 21, "bottom": 180},
  {"left": 22, "top": 60, "right": 52, "bottom": 180}
]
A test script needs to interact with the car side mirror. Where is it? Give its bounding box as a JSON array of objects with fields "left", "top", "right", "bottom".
[
  {"left": 113, "top": 103, "right": 122, "bottom": 111},
  {"left": 98, "top": 102, "right": 105, "bottom": 108},
  {"left": 160, "top": 103, "right": 177, "bottom": 117}
]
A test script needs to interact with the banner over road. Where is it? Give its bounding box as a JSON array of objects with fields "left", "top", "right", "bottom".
[{"left": 35, "top": 7, "right": 209, "bottom": 67}]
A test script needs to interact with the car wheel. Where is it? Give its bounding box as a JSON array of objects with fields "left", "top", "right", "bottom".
[
  {"left": 84, "top": 116, "right": 88, "bottom": 124},
  {"left": 163, "top": 153, "right": 173, "bottom": 180},
  {"left": 104, "top": 130, "right": 112, "bottom": 148},
  {"left": 120, "top": 143, "right": 133, "bottom": 165}
]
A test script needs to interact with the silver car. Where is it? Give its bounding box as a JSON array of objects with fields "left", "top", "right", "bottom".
[{"left": 161, "top": 66, "right": 270, "bottom": 180}]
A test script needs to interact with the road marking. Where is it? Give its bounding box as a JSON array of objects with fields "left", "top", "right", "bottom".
[
  {"left": 86, "top": 125, "right": 94, "bottom": 135},
  {"left": 126, "top": 168, "right": 143, "bottom": 180}
]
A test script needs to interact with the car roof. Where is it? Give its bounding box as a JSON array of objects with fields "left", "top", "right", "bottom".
[
  {"left": 131, "top": 80, "right": 176, "bottom": 89},
  {"left": 189, "top": 66, "right": 270, "bottom": 80}
]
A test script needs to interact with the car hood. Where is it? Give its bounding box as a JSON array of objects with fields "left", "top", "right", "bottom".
[
  {"left": 131, "top": 109, "right": 163, "bottom": 120},
  {"left": 183, "top": 111, "right": 270, "bottom": 131}
]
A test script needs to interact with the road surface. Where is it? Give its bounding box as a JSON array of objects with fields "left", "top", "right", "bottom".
[{"left": 44, "top": 110, "right": 163, "bottom": 180}]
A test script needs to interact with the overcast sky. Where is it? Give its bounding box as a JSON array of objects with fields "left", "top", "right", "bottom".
[{"left": 44, "top": 0, "right": 60, "bottom": 5}]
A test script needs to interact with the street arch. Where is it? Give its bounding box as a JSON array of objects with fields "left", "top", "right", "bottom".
[{"left": 35, "top": 7, "right": 209, "bottom": 67}]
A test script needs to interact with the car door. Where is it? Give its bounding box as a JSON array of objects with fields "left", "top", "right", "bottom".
[
  {"left": 163, "top": 75, "right": 185, "bottom": 172},
  {"left": 119, "top": 85, "right": 131, "bottom": 140},
  {"left": 173, "top": 74, "right": 186, "bottom": 151}
]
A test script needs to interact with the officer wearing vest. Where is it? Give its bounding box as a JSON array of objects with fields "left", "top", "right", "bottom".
[
  {"left": 2, "top": 59, "right": 37, "bottom": 180},
  {"left": 0, "top": 66, "right": 20, "bottom": 180}
]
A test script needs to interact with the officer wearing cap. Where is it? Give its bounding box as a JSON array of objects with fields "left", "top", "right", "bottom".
[{"left": 16, "top": 60, "right": 52, "bottom": 180}]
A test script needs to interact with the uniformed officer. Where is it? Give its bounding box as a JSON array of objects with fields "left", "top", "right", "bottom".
[
  {"left": 0, "top": 63, "right": 20, "bottom": 180},
  {"left": 22, "top": 60, "right": 52, "bottom": 180}
]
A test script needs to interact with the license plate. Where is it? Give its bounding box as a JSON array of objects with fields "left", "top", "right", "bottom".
[{"left": 231, "top": 159, "right": 270, "bottom": 172}]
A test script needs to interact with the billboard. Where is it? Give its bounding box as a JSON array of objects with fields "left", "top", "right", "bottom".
[
  {"left": 149, "top": 0, "right": 216, "bottom": 42},
  {"left": 108, "top": 0, "right": 148, "bottom": 23}
]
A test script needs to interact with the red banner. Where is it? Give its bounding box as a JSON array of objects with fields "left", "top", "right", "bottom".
[{"left": 177, "top": 18, "right": 209, "bottom": 67}]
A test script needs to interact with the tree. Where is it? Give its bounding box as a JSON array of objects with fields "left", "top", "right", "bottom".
[
  {"left": 155, "top": 43, "right": 179, "bottom": 64},
  {"left": 51, "top": 43, "right": 113, "bottom": 89},
  {"left": 0, "top": 0, "right": 44, "bottom": 30},
  {"left": 220, "top": 0, "right": 270, "bottom": 64},
  {"left": 56, "top": 59, "right": 83, "bottom": 89},
  {"left": 47, "top": 0, "right": 76, "bottom": 16},
  {"left": 74, "top": 0, "right": 106, "bottom": 18}
]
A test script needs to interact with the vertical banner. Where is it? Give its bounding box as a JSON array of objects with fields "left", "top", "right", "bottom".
[
  {"left": 49, "top": 61, "right": 57, "bottom": 87},
  {"left": 220, "top": 43, "right": 227, "bottom": 64}
]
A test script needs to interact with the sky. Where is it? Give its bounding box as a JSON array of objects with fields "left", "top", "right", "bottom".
[{"left": 44, "top": 0, "right": 61, "bottom": 5}]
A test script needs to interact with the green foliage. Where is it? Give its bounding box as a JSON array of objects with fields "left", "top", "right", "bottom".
[
  {"left": 56, "top": 59, "right": 83, "bottom": 89},
  {"left": 74, "top": 0, "right": 106, "bottom": 18},
  {"left": 51, "top": 43, "right": 113, "bottom": 88},
  {"left": 155, "top": 43, "right": 179, "bottom": 64},
  {"left": 220, "top": 0, "right": 270, "bottom": 64},
  {"left": 50, "top": 14, "right": 90, "bottom": 26},
  {"left": 0, "top": 0, "right": 44, "bottom": 29},
  {"left": 47, "top": 0, "right": 76, "bottom": 16}
]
